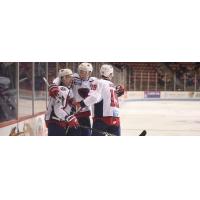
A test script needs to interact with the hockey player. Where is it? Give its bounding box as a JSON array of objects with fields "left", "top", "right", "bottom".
[
  {"left": 48, "top": 63, "right": 96, "bottom": 136},
  {"left": 76, "top": 64, "right": 125, "bottom": 136},
  {"left": 45, "top": 69, "right": 80, "bottom": 136},
  {"left": 72, "top": 63, "right": 96, "bottom": 136}
]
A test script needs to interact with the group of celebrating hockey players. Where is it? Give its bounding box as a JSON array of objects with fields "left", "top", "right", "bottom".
[{"left": 45, "top": 63, "right": 125, "bottom": 136}]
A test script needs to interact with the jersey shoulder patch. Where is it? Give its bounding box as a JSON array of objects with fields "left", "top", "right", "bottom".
[{"left": 89, "top": 77, "right": 97, "bottom": 82}]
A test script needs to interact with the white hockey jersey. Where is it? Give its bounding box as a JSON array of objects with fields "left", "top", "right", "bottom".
[
  {"left": 45, "top": 86, "right": 73, "bottom": 121},
  {"left": 83, "top": 79, "right": 120, "bottom": 118},
  {"left": 72, "top": 73, "right": 96, "bottom": 113}
]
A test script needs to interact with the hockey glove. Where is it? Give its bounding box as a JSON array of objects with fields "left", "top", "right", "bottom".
[
  {"left": 116, "top": 85, "right": 125, "bottom": 97},
  {"left": 66, "top": 115, "right": 79, "bottom": 128},
  {"left": 48, "top": 84, "right": 59, "bottom": 98}
]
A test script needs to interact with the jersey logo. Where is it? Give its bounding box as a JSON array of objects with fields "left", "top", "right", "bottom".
[{"left": 78, "top": 88, "right": 90, "bottom": 98}]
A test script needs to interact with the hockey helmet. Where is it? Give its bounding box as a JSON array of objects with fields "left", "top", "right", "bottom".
[
  {"left": 78, "top": 63, "right": 93, "bottom": 73},
  {"left": 100, "top": 64, "right": 114, "bottom": 78},
  {"left": 58, "top": 68, "right": 73, "bottom": 78}
]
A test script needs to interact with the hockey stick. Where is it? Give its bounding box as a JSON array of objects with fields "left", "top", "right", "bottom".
[
  {"left": 65, "top": 126, "right": 70, "bottom": 136},
  {"left": 79, "top": 125, "right": 147, "bottom": 136},
  {"left": 139, "top": 130, "right": 147, "bottom": 136},
  {"left": 43, "top": 77, "right": 50, "bottom": 87},
  {"left": 79, "top": 125, "right": 115, "bottom": 136}
]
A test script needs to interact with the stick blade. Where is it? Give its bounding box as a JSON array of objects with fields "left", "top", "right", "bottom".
[{"left": 139, "top": 130, "right": 147, "bottom": 136}]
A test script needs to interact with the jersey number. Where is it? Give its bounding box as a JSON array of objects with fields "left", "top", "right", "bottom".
[
  {"left": 90, "top": 84, "right": 97, "bottom": 90},
  {"left": 110, "top": 89, "right": 119, "bottom": 108}
]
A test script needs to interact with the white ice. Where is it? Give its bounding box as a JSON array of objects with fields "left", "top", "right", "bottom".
[{"left": 120, "top": 100, "right": 200, "bottom": 136}]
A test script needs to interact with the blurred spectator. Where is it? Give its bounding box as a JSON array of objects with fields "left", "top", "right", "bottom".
[{"left": 0, "top": 63, "right": 17, "bottom": 122}]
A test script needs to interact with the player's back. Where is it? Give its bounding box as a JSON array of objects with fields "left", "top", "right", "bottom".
[{"left": 93, "top": 79, "right": 119, "bottom": 118}]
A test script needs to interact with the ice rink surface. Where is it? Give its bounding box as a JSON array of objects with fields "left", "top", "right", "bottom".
[{"left": 120, "top": 100, "right": 200, "bottom": 136}]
